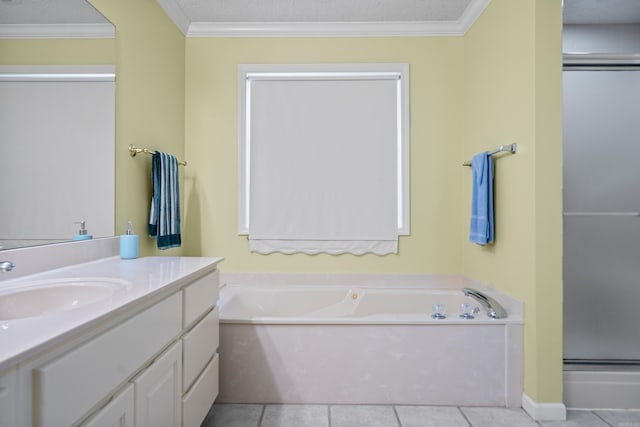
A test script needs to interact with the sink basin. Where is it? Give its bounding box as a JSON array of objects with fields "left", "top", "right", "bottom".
[{"left": 0, "top": 278, "right": 130, "bottom": 321}]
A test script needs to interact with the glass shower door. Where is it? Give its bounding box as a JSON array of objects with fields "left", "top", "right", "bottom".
[{"left": 563, "top": 69, "right": 640, "bottom": 362}]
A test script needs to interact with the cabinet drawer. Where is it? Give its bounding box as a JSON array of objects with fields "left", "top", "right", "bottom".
[
  {"left": 183, "top": 306, "right": 219, "bottom": 392},
  {"left": 33, "top": 292, "right": 182, "bottom": 427},
  {"left": 182, "top": 354, "right": 219, "bottom": 427},
  {"left": 183, "top": 269, "right": 219, "bottom": 328}
]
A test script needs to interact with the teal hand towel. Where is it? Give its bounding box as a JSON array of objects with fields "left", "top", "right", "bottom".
[
  {"left": 469, "top": 152, "right": 494, "bottom": 245},
  {"left": 149, "top": 151, "right": 181, "bottom": 249}
]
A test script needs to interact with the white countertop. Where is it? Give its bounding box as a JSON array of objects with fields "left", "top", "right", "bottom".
[{"left": 0, "top": 256, "right": 223, "bottom": 372}]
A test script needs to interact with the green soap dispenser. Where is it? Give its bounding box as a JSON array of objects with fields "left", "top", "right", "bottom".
[{"left": 72, "top": 221, "right": 93, "bottom": 240}]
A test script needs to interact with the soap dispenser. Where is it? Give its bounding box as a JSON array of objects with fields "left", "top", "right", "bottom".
[
  {"left": 72, "top": 221, "right": 93, "bottom": 240},
  {"left": 120, "top": 221, "right": 139, "bottom": 259}
]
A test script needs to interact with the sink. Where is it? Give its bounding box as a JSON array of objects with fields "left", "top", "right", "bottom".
[{"left": 0, "top": 278, "right": 130, "bottom": 321}]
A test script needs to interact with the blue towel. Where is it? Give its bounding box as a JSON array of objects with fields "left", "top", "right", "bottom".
[
  {"left": 469, "top": 151, "right": 494, "bottom": 245},
  {"left": 149, "top": 151, "right": 181, "bottom": 249}
]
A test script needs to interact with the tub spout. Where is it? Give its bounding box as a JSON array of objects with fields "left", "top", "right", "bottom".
[
  {"left": 0, "top": 261, "right": 15, "bottom": 272},
  {"left": 462, "top": 288, "right": 507, "bottom": 319}
]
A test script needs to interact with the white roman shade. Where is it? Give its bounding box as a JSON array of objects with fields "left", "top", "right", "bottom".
[{"left": 238, "top": 64, "right": 410, "bottom": 255}]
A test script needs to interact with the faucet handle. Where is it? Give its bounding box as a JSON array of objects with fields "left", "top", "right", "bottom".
[
  {"left": 431, "top": 303, "right": 446, "bottom": 319},
  {"left": 0, "top": 261, "right": 16, "bottom": 272},
  {"left": 459, "top": 303, "right": 478, "bottom": 319}
]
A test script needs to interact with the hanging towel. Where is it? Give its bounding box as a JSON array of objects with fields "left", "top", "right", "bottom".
[
  {"left": 149, "top": 151, "right": 181, "bottom": 249},
  {"left": 469, "top": 151, "right": 494, "bottom": 245}
]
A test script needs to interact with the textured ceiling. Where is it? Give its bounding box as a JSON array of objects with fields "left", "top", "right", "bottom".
[
  {"left": 0, "top": 0, "right": 108, "bottom": 25},
  {"left": 1, "top": 0, "right": 639, "bottom": 27},
  {"left": 563, "top": 0, "right": 640, "bottom": 24},
  {"left": 174, "top": 0, "right": 473, "bottom": 23}
]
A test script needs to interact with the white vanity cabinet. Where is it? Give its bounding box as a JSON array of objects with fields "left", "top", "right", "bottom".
[
  {"left": 4, "top": 264, "right": 220, "bottom": 427},
  {"left": 0, "top": 367, "right": 17, "bottom": 427},
  {"left": 80, "top": 384, "right": 135, "bottom": 427}
]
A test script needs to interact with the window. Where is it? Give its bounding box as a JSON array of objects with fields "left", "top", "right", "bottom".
[{"left": 238, "top": 63, "right": 409, "bottom": 255}]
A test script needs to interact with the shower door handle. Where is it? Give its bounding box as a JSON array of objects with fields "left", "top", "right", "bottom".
[{"left": 563, "top": 212, "right": 640, "bottom": 217}]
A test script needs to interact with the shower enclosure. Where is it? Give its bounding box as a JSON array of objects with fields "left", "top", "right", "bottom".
[{"left": 563, "top": 65, "right": 640, "bottom": 364}]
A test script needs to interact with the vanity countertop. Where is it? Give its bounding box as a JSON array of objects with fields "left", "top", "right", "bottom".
[{"left": 0, "top": 256, "right": 223, "bottom": 373}]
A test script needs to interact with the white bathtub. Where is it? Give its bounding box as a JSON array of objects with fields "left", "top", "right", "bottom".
[{"left": 217, "top": 274, "right": 523, "bottom": 407}]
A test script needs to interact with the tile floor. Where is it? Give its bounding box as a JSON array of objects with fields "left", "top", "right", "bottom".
[{"left": 202, "top": 404, "right": 640, "bottom": 427}]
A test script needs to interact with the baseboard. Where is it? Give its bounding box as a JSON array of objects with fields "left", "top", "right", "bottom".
[
  {"left": 522, "top": 393, "right": 567, "bottom": 421},
  {"left": 564, "top": 370, "right": 640, "bottom": 409}
]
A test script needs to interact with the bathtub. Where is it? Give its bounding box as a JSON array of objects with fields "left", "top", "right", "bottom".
[{"left": 217, "top": 274, "right": 523, "bottom": 407}]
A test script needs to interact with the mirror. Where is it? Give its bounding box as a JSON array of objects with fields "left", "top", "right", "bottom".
[{"left": 0, "top": 1, "right": 115, "bottom": 251}]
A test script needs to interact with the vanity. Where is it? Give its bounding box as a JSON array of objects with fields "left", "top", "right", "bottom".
[{"left": 0, "top": 242, "right": 222, "bottom": 427}]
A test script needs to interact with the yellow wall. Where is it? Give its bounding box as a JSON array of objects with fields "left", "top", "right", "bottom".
[
  {"left": 4, "top": 0, "right": 563, "bottom": 405},
  {"left": 0, "top": 38, "right": 115, "bottom": 65},
  {"left": 464, "top": 0, "right": 563, "bottom": 403},
  {"left": 184, "top": 37, "right": 467, "bottom": 272},
  {"left": 184, "top": 1, "right": 563, "bottom": 404},
  {"left": 90, "top": 0, "right": 187, "bottom": 256}
]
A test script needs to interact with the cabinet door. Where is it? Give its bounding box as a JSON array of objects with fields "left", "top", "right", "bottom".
[
  {"left": 80, "top": 384, "right": 134, "bottom": 427},
  {"left": 132, "top": 341, "right": 182, "bottom": 427},
  {"left": 0, "top": 368, "right": 17, "bottom": 427}
]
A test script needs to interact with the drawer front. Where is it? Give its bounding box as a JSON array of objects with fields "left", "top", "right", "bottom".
[
  {"left": 182, "top": 306, "right": 219, "bottom": 392},
  {"left": 183, "top": 269, "right": 219, "bottom": 328},
  {"left": 182, "top": 354, "right": 219, "bottom": 427},
  {"left": 33, "top": 292, "right": 182, "bottom": 427}
]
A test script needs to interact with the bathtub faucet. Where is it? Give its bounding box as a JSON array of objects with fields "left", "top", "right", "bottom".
[
  {"left": 0, "top": 261, "right": 15, "bottom": 272},
  {"left": 462, "top": 288, "right": 507, "bottom": 319}
]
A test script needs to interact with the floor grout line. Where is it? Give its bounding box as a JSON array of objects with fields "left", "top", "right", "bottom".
[
  {"left": 457, "top": 406, "right": 474, "bottom": 427},
  {"left": 592, "top": 410, "right": 615, "bottom": 427},
  {"left": 257, "top": 404, "right": 266, "bottom": 427},
  {"left": 391, "top": 405, "right": 402, "bottom": 427}
]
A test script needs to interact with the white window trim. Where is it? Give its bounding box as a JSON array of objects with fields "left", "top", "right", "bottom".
[{"left": 238, "top": 63, "right": 410, "bottom": 240}]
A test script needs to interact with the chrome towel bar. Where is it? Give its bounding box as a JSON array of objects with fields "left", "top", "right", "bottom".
[{"left": 463, "top": 143, "right": 517, "bottom": 166}]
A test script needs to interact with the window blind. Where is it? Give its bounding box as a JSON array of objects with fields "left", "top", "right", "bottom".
[{"left": 240, "top": 65, "right": 409, "bottom": 255}]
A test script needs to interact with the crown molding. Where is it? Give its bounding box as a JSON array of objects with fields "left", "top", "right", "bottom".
[
  {"left": 458, "top": 0, "right": 491, "bottom": 33},
  {"left": 157, "top": 0, "right": 491, "bottom": 37},
  {"left": 156, "top": 0, "right": 191, "bottom": 35},
  {"left": 187, "top": 20, "right": 467, "bottom": 37},
  {"left": 0, "top": 23, "right": 114, "bottom": 39}
]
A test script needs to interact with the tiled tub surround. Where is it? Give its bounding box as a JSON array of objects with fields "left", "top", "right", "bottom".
[
  {"left": 0, "top": 239, "right": 223, "bottom": 426},
  {"left": 218, "top": 273, "right": 523, "bottom": 408}
]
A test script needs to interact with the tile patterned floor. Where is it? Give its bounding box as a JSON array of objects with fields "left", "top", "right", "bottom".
[{"left": 202, "top": 404, "right": 640, "bottom": 427}]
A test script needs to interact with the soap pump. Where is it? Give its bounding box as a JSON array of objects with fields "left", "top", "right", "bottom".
[
  {"left": 120, "top": 221, "right": 139, "bottom": 259},
  {"left": 72, "top": 221, "right": 93, "bottom": 240}
]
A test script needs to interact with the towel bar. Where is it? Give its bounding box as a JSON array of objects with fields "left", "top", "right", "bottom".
[
  {"left": 463, "top": 143, "right": 516, "bottom": 166},
  {"left": 129, "top": 144, "right": 187, "bottom": 166}
]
